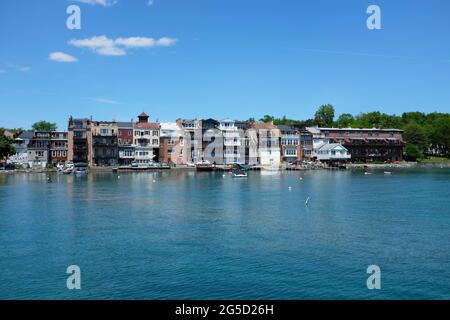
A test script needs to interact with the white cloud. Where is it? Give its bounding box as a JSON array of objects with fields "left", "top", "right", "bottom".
[
  {"left": 49, "top": 52, "right": 78, "bottom": 63},
  {"left": 115, "top": 37, "right": 155, "bottom": 48},
  {"left": 74, "top": 0, "right": 117, "bottom": 6},
  {"left": 69, "top": 35, "right": 177, "bottom": 56},
  {"left": 0, "top": 69, "right": 5, "bottom": 74},
  {"left": 156, "top": 37, "right": 177, "bottom": 47},
  {"left": 18, "top": 66, "right": 31, "bottom": 72},
  {"left": 148, "top": 0, "right": 154, "bottom": 6},
  {"left": 97, "top": 46, "right": 126, "bottom": 56}
]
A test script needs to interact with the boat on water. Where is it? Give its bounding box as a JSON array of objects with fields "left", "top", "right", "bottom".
[
  {"left": 195, "top": 160, "right": 215, "bottom": 171},
  {"left": 231, "top": 164, "right": 248, "bottom": 177},
  {"left": 232, "top": 168, "right": 248, "bottom": 177},
  {"left": 74, "top": 162, "right": 88, "bottom": 175}
]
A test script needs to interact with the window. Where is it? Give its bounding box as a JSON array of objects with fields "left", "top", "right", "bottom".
[
  {"left": 152, "top": 139, "right": 159, "bottom": 145},
  {"left": 100, "top": 128, "right": 109, "bottom": 135},
  {"left": 167, "top": 149, "right": 174, "bottom": 155},
  {"left": 152, "top": 130, "right": 159, "bottom": 136},
  {"left": 285, "top": 149, "right": 297, "bottom": 156},
  {"left": 168, "top": 139, "right": 175, "bottom": 145}
]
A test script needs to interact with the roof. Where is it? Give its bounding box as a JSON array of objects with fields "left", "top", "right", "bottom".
[
  {"left": 117, "top": 122, "right": 133, "bottom": 128},
  {"left": 160, "top": 122, "right": 184, "bottom": 137},
  {"left": 277, "top": 125, "right": 298, "bottom": 133},
  {"left": 305, "top": 126, "right": 322, "bottom": 134},
  {"left": 320, "top": 127, "right": 403, "bottom": 132},
  {"left": 138, "top": 112, "right": 149, "bottom": 118},
  {"left": 251, "top": 122, "right": 278, "bottom": 130},
  {"left": 318, "top": 143, "right": 348, "bottom": 151},
  {"left": 133, "top": 122, "right": 160, "bottom": 129},
  {"left": 18, "top": 132, "right": 33, "bottom": 139}
]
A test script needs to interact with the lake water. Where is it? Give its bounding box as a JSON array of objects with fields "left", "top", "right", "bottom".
[{"left": 0, "top": 168, "right": 449, "bottom": 300}]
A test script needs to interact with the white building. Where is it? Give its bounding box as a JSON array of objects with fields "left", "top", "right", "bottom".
[
  {"left": 316, "top": 143, "right": 351, "bottom": 162},
  {"left": 133, "top": 112, "right": 160, "bottom": 164},
  {"left": 251, "top": 122, "right": 281, "bottom": 167},
  {"left": 219, "top": 118, "right": 244, "bottom": 164},
  {"left": 8, "top": 132, "right": 33, "bottom": 166}
]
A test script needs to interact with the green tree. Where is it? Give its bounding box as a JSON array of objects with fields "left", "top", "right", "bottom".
[
  {"left": 335, "top": 113, "right": 355, "bottom": 127},
  {"left": 32, "top": 121, "right": 57, "bottom": 131},
  {"left": 0, "top": 128, "right": 15, "bottom": 160},
  {"left": 259, "top": 115, "right": 275, "bottom": 123},
  {"left": 314, "top": 104, "right": 335, "bottom": 127},
  {"left": 405, "top": 144, "right": 423, "bottom": 161},
  {"left": 403, "top": 123, "right": 428, "bottom": 154}
]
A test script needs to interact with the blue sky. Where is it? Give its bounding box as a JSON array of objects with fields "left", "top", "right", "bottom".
[{"left": 0, "top": 0, "right": 449, "bottom": 130}]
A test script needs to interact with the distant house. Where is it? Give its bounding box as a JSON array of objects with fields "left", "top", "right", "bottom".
[
  {"left": 316, "top": 143, "right": 351, "bottom": 163},
  {"left": 91, "top": 121, "right": 118, "bottom": 166},
  {"left": 278, "top": 125, "right": 301, "bottom": 163},
  {"left": 27, "top": 131, "right": 51, "bottom": 168},
  {"left": 50, "top": 131, "right": 68, "bottom": 166},
  {"left": 159, "top": 122, "right": 187, "bottom": 166},
  {"left": 133, "top": 112, "right": 160, "bottom": 164},
  {"left": 9, "top": 132, "right": 33, "bottom": 165},
  {"left": 176, "top": 119, "right": 201, "bottom": 163},
  {"left": 219, "top": 118, "right": 244, "bottom": 165},
  {"left": 250, "top": 122, "right": 281, "bottom": 167},
  {"left": 68, "top": 117, "right": 92, "bottom": 164},
  {"left": 117, "top": 122, "right": 135, "bottom": 166}
]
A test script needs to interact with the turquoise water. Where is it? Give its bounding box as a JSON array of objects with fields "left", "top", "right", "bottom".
[{"left": 0, "top": 169, "right": 449, "bottom": 300}]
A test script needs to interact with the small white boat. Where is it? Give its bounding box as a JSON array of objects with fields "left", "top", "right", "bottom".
[
  {"left": 232, "top": 169, "right": 248, "bottom": 177},
  {"left": 364, "top": 172, "right": 373, "bottom": 175},
  {"left": 384, "top": 171, "right": 392, "bottom": 175}
]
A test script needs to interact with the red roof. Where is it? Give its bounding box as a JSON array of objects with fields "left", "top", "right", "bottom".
[{"left": 134, "top": 122, "right": 160, "bottom": 129}]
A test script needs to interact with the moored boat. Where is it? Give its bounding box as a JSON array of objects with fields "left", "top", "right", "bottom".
[
  {"left": 195, "top": 160, "right": 215, "bottom": 171},
  {"left": 74, "top": 162, "right": 88, "bottom": 175}
]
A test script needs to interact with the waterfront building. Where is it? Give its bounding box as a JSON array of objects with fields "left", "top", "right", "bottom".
[
  {"left": 320, "top": 127, "right": 404, "bottom": 162},
  {"left": 133, "top": 112, "right": 160, "bottom": 164},
  {"left": 176, "top": 119, "right": 201, "bottom": 163},
  {"left": 117, "top": 122, "right": 135, "bottom": 166},
  {"left": 200, "top": 118, "right": 220, "bottom": 163},
  {"left": 68, "top": 117, "right": 92, "bottom": 164},
  {"left": 9, "top": 132, "right": 33, "bottom": 165},
  {"left": 300, "top": 129, "right": 313, "bottom": 160},
  {"left": 49, "top": 131, "right": 68, "bottom": 166},
  {"left": 250, "top": 122, "right": 281, "bottom": 167},
  {"left": 159, "top": 122, "right": 187, "bottom": 166},
  {"left": 27, "top": 131, "right": 51, "bottom": 168},
  {"left": 235, "top": 120, "right": 252, "bottom": 165},
  {"left": 278, "top": 125, "right": 302, "bottom": 163},
  {"left": 315, "top": 143, "right": 351, "bottom": 163},
  {"left": 91, "top": 121, "right": 118, "bottom": 166},
  {"left": 306, "top": 127, "right": 330, "bottom": 159},
  {"left": 219, "top": 118, "right": 244, "bottom": 165}
]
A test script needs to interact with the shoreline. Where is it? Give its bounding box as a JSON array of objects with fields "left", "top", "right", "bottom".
[{"left": 2, "top": 161, "right": 450, "bottom": 174}]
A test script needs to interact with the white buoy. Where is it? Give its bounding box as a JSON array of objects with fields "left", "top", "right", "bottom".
[
  {"left": 153, "top": 179, "right": 156, "bottom": 183},
  {"left": 305, "top": 197, "right": 310, "bottom": 206},
  {"left": 118, "top": 175, "right": 121, "bottom": 179},
  {"left": 288, "top": 186, "right": 292, "bottom": 191}
]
